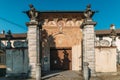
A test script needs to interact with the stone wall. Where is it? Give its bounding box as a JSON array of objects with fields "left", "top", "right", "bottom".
[
  {"left": 95, "top": 36, "right": 120, "bottom": 64},
  {"left": 82, "top": 21, "right": 96, "bottom": 75},
  {"left": 6, "top": 49, "right": 28, "bottom": 76},
  {"left": 27, "top": 21, "right": 38, "bottom": 78}
]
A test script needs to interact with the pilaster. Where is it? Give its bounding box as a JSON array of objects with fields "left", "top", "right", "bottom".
[
  {"left": 82, "top": 19, "right": 96, "bottom": 75},
  {"left": 26, "top": 21, "right": 38, "bottom": 78}
]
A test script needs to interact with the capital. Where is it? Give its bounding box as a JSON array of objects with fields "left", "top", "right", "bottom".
[
  {"left": 81, "top": 20, "right": 97, "bottom": 29},
  {"left": 26, "top": 21, "right": 39, "bottom": 27}
]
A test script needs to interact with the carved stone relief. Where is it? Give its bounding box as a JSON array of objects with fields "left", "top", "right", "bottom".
[
  {"left": 95, "top": 39, "right": 110, "bottom": 46},
  {"left": 95, "top": 40, "right": 100, "bottom": 46},
  {"left": 13, "top": 41, "right": 28, "bottom": 48},
  {"left": 100, "top": 40, "right": 110, "bottom": 46}
]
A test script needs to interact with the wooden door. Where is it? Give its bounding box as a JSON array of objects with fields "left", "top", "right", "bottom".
[{"left": 50, "top": 48, "right": 72, "bottom": 70}]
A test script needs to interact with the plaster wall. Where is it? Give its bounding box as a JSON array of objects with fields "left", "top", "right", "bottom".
[
  {"left": 96, "top": 36, "right": 120, "bottom": 50},
  {"left": 95, "top": 47, "right": 117, "bottom": 72},
  {"left": 42, "top": 19, "right": 83, "bottom": 71},
  {"left": 6, "top": 49, "right": 28, "bottom": 76}
]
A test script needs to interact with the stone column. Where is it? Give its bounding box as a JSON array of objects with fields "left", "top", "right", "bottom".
[
  {"left": 26, "top": 21, "right": 38, "bottom": 78},
  {"left": 25, "top": 4, "right": 41, "bottom": 79},
  {"left": 81, "top": 4, "right": 97, "bottom": 76},
  {"left": 82, "top": 19, "right": 96, "bottom": 75}
]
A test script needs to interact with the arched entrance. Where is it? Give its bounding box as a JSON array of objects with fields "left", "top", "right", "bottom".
[{"left": 49, "top": 33, "right": 72, "bottom": 71}]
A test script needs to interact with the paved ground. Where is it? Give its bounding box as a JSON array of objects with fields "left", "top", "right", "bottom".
[
  {"left": 0, "top": 71, "right": 83, "bottom": 80},
  {"left": 42, "top": 70, "right": 83, "bottom": 80},
  {"left": 0, "top": 77, "right": 35, "bottom": 80},
  {"left": 90, "top": 75, "right": 120, "bottom": 80},
  {"left": 1, "top": 70, "right": 120, "bottom": 80}
]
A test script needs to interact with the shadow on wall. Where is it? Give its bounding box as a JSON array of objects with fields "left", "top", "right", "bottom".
[
  {"left": 62, "top": 50, "right": 71, "bottom": 70},
  {"left": 28, "top": 28, "right": 72, "bottom": 77},
  {"left": 48, "top": 31, "right": 71, "bottom": 71},
  {"left": 50, "top": 48, "right": 71, "bottom": 70}
]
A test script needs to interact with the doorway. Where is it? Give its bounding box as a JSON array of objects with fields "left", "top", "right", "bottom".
[{"left": 50, "top": 48, "right": 72, "bottom": 70}]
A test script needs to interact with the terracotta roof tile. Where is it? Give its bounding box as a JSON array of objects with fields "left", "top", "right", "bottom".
[
  {"left": 0, "top": 29, "right": 119, "bottom": 40},
  {"left": 0, "top": 33, "right": 27, "bottom": 40}
]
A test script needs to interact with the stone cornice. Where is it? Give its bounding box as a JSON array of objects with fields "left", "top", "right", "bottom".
[
  {"left": 38, "top": 12, "right": 85, "bottom": 21},
  {"left": 81, "top": 19, "right": 97, "bottom": 29},
  {"left": 43, "top": 26, "right": 80, "bottom": 29},
  {"left": 83, "top": 21, "right": 97, "bottom": 25},
  {"left": 95, "top": 46, "right": 117, "bottom": 48},
  {"left": 26, "top": 21, "right": 38, "bottom": 27}
]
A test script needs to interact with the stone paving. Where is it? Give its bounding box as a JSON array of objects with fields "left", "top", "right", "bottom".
[
  {"left": 2, "top": 70, "right": 120, "bottom": 80},
  {"left": 42, "top": 70, "right": 83, "bottom": 80},
  {"left": 90, "top": 74, "right": 120, "bottom": 80},
  {"left": 0, "top": 70, "right": 83, "bottom": 80}
]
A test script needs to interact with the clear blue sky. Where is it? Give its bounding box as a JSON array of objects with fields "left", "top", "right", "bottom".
[{"left": 0, "top": 0, "right": 120, "bottom": 33}]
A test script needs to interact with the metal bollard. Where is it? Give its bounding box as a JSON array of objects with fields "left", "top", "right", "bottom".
[{"left": 83, "top": 62, "right": 89, "bottom": 80}]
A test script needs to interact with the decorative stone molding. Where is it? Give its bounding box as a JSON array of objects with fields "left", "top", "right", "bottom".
[
  {"left": 81, "top": 19, "right": 96, "bottom": 29},
  {"left": 43, "top": 18, "right": 83, "bottom": 27},
  {"left": 95, "top": 40, "right": 100, "bottom": 46},
  {"left": 13, "top": 40, "right": 28, "bottom": 48},
  {"left": 95, "top": 39, "right": 110, "bottom": 47},
  {"left": 13, "top": 41, "right": 24, "bottom": 48},
  {"left": 26, "top": 21, "right": 38, "bottom": 27},
  {"left": 99, "top": 40, "right": 110, "bottom": 46}
]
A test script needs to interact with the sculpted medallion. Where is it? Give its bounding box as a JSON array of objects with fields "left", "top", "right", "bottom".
[{"left": 100, "top": 40, "right": 110, "bottom": 46}]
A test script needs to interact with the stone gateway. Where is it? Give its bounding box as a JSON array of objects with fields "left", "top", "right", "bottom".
[{"left": 0, "top": 4, "right": 119, "bottom": 80}]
